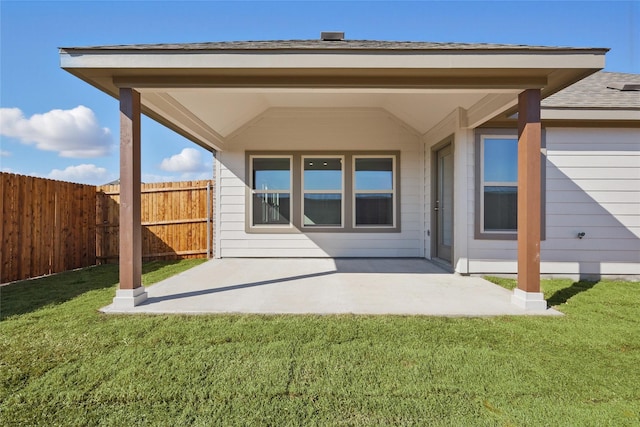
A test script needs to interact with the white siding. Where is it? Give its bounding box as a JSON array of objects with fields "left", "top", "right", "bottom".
[
  {"left": 467, "top": 127, "right": 640, "bottom": 277},
  {"left": 217, "top": 108, "right": 424, "bottom": 258}
]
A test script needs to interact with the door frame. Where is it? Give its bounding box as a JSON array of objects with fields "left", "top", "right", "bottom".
[{"left": 430, "top": 136, "right": 455, "bottom": 265}]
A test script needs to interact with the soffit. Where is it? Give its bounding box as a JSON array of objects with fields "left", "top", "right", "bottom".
[{"left": 154, "top": 89, "right": 494, "bottom": 137}]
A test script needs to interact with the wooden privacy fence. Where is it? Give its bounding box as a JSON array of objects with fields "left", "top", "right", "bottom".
[
  {"left": 1, "top": 173, "right": 215, "bottom": 284},
  {"left": 1, "top": 173, "right": 96, "bottom": 283},
  {"left": 96, "top": 180, "right": 215, "bottom": 263}
]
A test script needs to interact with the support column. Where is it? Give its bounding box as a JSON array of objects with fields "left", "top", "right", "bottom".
[
  {"left": 112, "top": 88, "right": 147, "bottom": 309},
  {"left": 512, "top": 89, "right": 546, "bottom": 311}
]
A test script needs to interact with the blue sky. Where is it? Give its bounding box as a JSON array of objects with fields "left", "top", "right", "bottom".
[{"left": 1, "top": 0, "right": 638, "bottom": 185}]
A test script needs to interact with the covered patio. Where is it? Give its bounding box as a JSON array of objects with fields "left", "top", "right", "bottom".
[
  {"left": 101, "top": 258, "right": 561, "bottom": 316},
  {"left": 61, "top": 35, "right": 607, "bottom": 313}
]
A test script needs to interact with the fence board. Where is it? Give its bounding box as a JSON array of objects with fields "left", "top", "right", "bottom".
[
  {"left": 20, "top": 176, "right": 33, "bottom": 279},
  {"left": 32, "top": 177, "right": 43, "bottom": 277},
  {"left": 8, "top": 174, "right": 19, "bottom": 281}
]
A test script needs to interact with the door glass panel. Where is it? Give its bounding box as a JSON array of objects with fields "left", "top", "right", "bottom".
[{"left": 441, "top": 152, "right": 454, "bottom": 246}]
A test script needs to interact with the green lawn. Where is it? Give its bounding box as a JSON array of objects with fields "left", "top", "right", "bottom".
[{"left": 1, "top": 263, "right": 639, "bottom": 426}]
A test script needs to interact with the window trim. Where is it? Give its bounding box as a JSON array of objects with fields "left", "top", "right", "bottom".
[
  {"left": 474, "top": 129, "right": 546, "bottom": 241},
  {"left": 249, "top": 154, "right": 294, "bottom": 229},
  {"left": 301, "top": 155, "right": 345, "bottom": 229},
  {"left": 246, "top": 151, "right": 400, "bottom": 233}
]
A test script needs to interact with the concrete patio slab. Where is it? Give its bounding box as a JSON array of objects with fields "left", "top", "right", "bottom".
[{"left": 100, "top": 258, "right": 562, "bottom": 316}]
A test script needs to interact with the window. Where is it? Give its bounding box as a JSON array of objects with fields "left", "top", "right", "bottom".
[
  {"left": 354, "top": 156, "right": 395, "bottom": 227},
  {"left": 302, "top": 156, "right": 343, "bottom": 227},
  {"left": 481, "top": 137, "right": 518, "bottom": 232},
  {"left": 250, "top": 156, "right": 292, "bottom": 226},
  {"left": 247, "top": 152, "right": 400, "bottom": 233},
  {"left": 474, "top": 129, "right": 546, "bottom": 240}
]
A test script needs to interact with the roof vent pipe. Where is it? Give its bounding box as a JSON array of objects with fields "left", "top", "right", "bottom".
[{"left": 321, "top": 32, "right": 345, "bottom": 41}]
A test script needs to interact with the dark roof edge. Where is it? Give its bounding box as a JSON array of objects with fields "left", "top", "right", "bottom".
[{"left": 58, "top": 40, "right": 610, "bottom": 54}]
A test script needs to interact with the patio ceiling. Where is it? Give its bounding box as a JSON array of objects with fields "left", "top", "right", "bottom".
[
  {"left": 60, "top": 41, "right": 607, "bottom": 152},
  {"left": 137, "top": 87, "right": 509, "bottom": 142}
]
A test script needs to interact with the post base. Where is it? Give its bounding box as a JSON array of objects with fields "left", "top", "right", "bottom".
[
  {"left": 112, "top": 287, "right": 148, "bottom": 309},
  {"left": 511, "top": 288, "right": 547, "bottom": 311}
]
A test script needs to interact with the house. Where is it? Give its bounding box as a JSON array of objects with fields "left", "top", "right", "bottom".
[{"left": 59, "top": 33, "right": 640, "bottom": 310}]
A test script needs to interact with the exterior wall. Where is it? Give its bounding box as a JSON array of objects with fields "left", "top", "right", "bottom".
[
  {"left": 467, "top": 127, "right": 640, "bottom": 277},
  {"left": 217, "top": 108, "right": 425, "bottom": 258}
]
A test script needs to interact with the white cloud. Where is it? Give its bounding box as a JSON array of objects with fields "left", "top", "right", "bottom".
[
  {"left": 160, "top": 148, "right": 208, "bottom": 173},
  {"left": 0, "top": 150, "right": 10, "bottom": 157},
  {"left": 48, "top": 164, "right": 114, "bottom": 185},
  {"left": 0, "top": 106, "right": 113, "bottom": 158}
]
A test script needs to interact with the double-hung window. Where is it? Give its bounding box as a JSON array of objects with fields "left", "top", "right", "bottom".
[
  {"left": 481, "top": 137, "right": 518, "bottom": 233},
  {"left": 354, "top": 156, "right": 395, "bottom": 227},
  {"left": 302, "top": 156, "right": 343, "bottom": 227},
  {"left": 250, "top": 156, "right": 292, "bottom": 227},
  {"left": 475, "top": 129, "right": 546, "bottom": 240}
]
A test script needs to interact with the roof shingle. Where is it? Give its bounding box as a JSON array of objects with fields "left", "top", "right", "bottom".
[{"left": 542, "top": 72, "right": 640, "bottom": 109}]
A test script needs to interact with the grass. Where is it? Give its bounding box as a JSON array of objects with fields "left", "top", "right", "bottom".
[{"left": 1, "top": 264, "right": 639, "bottom": 426}]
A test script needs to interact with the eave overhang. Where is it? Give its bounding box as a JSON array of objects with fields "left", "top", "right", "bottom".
[{"left": 60, "top": 44, "right": 608, "bottom": 151}]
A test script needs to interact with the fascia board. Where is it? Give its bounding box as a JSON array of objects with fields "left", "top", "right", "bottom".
[{"left": 60, "top": 51, "right": 606, "bottom": 70}]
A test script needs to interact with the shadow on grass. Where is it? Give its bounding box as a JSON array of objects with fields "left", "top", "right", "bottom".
[
  {"left": 547, "top": 280, "right": 599, "bottom": 306},
  {"left": 0, "top": 260, "right": 182, "bottom": 320}
]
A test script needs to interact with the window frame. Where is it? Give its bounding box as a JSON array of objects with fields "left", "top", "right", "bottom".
[
  {"left": 352, "top": 155, "right": 397, "bottom": 229},
  {"left": 474, "top": 129, "right": 546, "bottom": 241},
  {"left": 246, "top": 151, "right": 400, "bottom": 233},
  {"left": 480, "top": 136, "right": 518, "bottom": 234},
  {"left": 249, "top": 154, "right": 294, "bottom": 229},
  {"left": 301, "top": 155, "right": 345, "bottom": 229}
]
